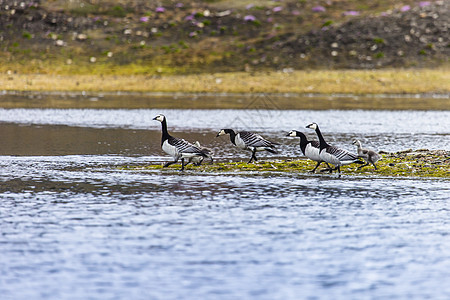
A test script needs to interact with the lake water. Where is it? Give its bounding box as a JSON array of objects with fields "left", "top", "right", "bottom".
[{"left": 0, "top": 94, "right": 449, "bottom": 299}]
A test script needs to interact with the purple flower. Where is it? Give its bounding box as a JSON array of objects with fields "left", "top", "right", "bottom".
[
  {"left": 266, "top": 17, "right": 274, "bottom": 23},
  {"left": 244, "top": 15, "right": 257, "bottom": 22},
  {"left": 140, "top": 16, "right": 149, "bottom": 22},
  {"left": 312, "top": 6, "right": 326, "bottom": 12},
  {"left": 189, "top": 31, "right": 197, "bottom": 37},
  {"left": 400, "top": 5, "right": 410, "bottom": 12},
  {"left": 175, "top": 3, "right": 184, "bottom": 8},
  {"left": 246, "top": 4, "right": 254, "bottom": 10},
  {"left": 184, "top": 14, "right": 194, "bottom": 21},
  {"left": 155, "top": 6, "right": 165, "bottom": 13},
  {"left": 343, "top": 11, "right": 360, "bottom": 16},
  {"left": 272, "top": 6, "right": 283, "bottom": 12},
  {"left": 292, "top": 10, "right": 300, "bottom": 16},
  {"left": 419, "top": 1, "right": 431, "bottom": 7}
]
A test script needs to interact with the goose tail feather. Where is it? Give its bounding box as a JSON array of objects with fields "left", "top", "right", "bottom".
[{"left": 265, "top": 147, "right": 278, "bottom": 154}]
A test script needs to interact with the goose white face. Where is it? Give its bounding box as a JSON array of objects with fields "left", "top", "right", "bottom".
[
  {"left": 306, "top": 123, "right": 317, "bottom": 130},
  {"left": 153, "top": 114, "right": 165, "bottom": 122},
  {"left": 352, "top": 140, "right": 361, "bottom": 146},
  {"left": 217, "top": 129, "right": 227, "bottom": 136},
  {"left": 287, "top": 130, "right": 297, "bottom": 137}
]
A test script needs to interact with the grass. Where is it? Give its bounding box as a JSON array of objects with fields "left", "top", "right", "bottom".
[
  {"left": 119, "top": 151, "right": 450, "bottom": 179},
  {"left": 1, "top": 69, "right": 449, "bottom": 94}
]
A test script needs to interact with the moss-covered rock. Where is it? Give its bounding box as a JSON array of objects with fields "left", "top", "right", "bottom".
[{"left": 119, "top": 149, "right": 450, "bottom": 179}]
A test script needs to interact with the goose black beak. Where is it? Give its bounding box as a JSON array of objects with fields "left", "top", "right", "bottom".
[
  {"left": 215, "top": 133, "right": 220, "bottom": 137},
  {"left": 152, "top": 116, "right": 158, "bottom": 120},
  {"left": 286, "top": 133, "right": 291, "bottom": 136}
]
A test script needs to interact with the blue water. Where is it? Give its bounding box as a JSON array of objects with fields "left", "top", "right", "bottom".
[{"left": 0, "top": 108, "right": 449, "bottom": 299}]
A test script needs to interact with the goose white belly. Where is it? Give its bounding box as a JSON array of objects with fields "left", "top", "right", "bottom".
[
  {"left": 248, "top": 146, "right": 269, "bottom": 152},
  {"left": 320, "top": 149, "right": 341, "bottom": 166},
  {"left": 162, "top": 140, "right": 179, "bottom": 159},
  {"left": 180, "top": 152, "right": 201, "bottom": 159},
  {"left": 304, "top": 144, "right": 321, "bottom": 162},
  {"left": 235, "top": 135, "right": 248, "bottom": 150}
]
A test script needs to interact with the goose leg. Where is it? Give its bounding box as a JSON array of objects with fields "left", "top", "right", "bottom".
[
  {"left": 336, "top": 166, "right": 341, "bottom": 177},
  {"left": 319, "top": 162, "right": 333, "bottom": 173},
  {"left": 357, "top": 162, "right": 369, "bottom": 170},
  {"left": 248, "top": 149, "right": 257, "bottom": 163},
  {"left": 310, "top": 161, "right": 322, "bottom": 173},
  {"left": 180, "top": 158, "right": 185, "bottom": 171},
  {"left": 163, "top": 160, "right": 177, "bottom": 168},
  {"left": 371, "top": 162, "right": 378, "bottom": 170}
]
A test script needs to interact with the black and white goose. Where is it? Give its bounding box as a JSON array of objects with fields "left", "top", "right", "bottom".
[
  {"left": 216, "top": 129, "right": 278, "bottom": 163},
  {"left": 153, "top": 114, "right": 208, "bottom": 170},
  {"left": 306, "top": 123, "right": 363, "bottom": 175},
  {"left": 352, "top": 139, "right": 381, "bottom": 170},
  {"left": 286, "top": 130, "right": 331, "bottom": 173}
]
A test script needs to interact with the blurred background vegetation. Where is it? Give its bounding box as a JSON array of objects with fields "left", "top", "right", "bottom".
[{"left": 0, "top": 0, "right": 448, "bottom": 75}]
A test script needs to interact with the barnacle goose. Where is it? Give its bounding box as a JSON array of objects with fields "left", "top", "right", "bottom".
[
  {"left": 306, "top": 123, "right": 363, "bottom": 175},
  {"left": 352, "top": 139, "right": 381, "bottom": 170},
  {"left": 153, "top": 114, "right": 208, "bottom": 170},
  {"left": 187, "top": 141, "right": 214, "bottom": 166},
  {"left": 216, "top": 129, "right": 278, "bottom": 163},
  {"left": 286, "top": 130, "right": 331, "bottom": 173}
]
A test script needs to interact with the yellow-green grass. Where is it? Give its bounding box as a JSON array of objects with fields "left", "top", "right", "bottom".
[
  {"left": 1, "top": 69, "right": 449, "bottom": 94},
  {"left": 120, "top": 151, "right": 450, "bottom": 179}
]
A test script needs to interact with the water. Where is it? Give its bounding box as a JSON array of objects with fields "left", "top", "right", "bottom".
[{"left": 0, "top": 95, "right": 449, "bottom": 299}]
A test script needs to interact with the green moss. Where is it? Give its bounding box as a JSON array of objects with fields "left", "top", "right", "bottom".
[
  {"left": 373, "top": 37, "right": 385, "bottom": 44},
  {"left": 22, "top": 31, "right": 32, "bottom": 39},
  {"left": 118, "top": 151, "right": 449, "bottom": 179}
]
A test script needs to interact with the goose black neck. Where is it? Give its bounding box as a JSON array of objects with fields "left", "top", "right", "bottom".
[
  {"left": 315, "top": 126, "right": 329, "bottom": 150},
  {"left": 160, "top": 118, "right": 170, "bottom": 144},
  {"left": 226, "top": 129, "right": 236, "bottom": 145},
  {"left": 297, "top": 132, "right": 308, "bottom": 153}
]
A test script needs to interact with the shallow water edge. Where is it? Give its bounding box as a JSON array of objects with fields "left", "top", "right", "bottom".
[{"left": 1, "top": 91, "right": 449, "bottom": 110}]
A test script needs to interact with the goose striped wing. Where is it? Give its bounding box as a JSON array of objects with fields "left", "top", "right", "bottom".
[
  {"left": 239, "top": 131, "right": 276, "bottom": 148},
  {"left": 309, "top": 141, "right": 320, "bottom": 149},
  {"left": 326, "top": 146, "right": 359, "bottom": 161},
  {"left": 168, "top": 136, "right": 203, "bottom": 154}
]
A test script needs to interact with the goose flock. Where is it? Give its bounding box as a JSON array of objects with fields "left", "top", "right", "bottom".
[{"left": 154, "top": 114, "right": 381, "bottom": 175}]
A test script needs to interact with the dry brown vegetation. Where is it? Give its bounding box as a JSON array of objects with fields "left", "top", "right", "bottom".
[{"left": 1, "top": 69, "right": 449, "bottom": 94}]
